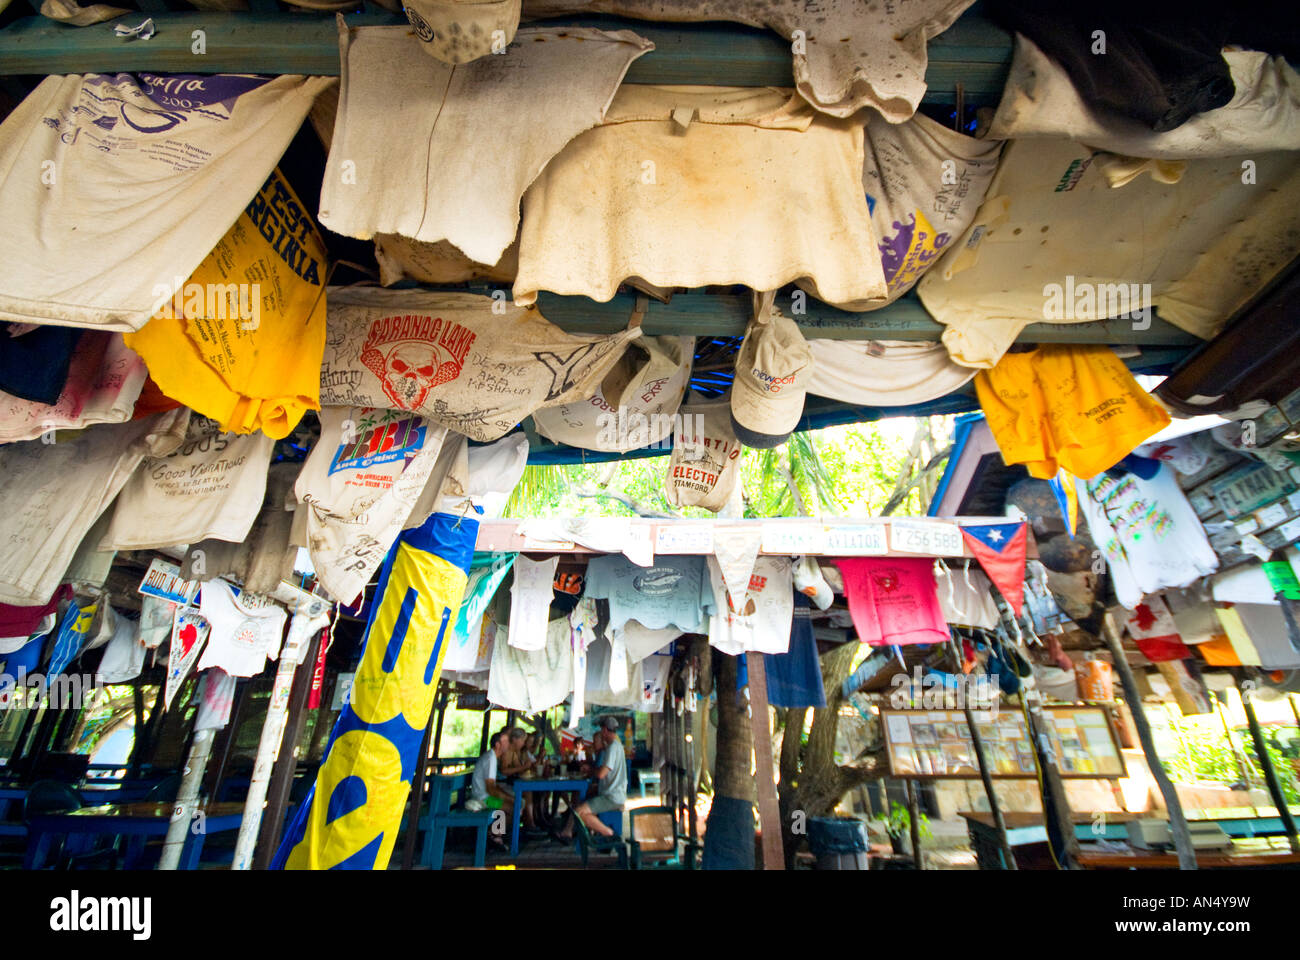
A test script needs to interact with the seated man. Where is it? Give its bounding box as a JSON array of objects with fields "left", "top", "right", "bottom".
[
  {"left": 470, "top": 731, "right": 513, "bottom": 848},
  {"left": 558, "top": 716, "right": 626, "bottom": 840}
]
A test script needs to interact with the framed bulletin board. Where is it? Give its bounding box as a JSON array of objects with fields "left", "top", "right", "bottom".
[{"left": 879, "top": 706, "right": 1126, "bottom": 780}]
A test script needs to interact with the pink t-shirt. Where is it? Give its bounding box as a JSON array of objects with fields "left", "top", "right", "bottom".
[{"left": 836, "top": 557, "right": 948, "bottom": 646}]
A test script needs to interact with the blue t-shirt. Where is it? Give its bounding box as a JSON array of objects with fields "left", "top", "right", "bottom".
[{"left": 584, "top": 555, "right": 713, "bottom": 633}]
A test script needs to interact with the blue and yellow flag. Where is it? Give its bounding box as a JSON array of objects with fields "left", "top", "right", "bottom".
[
  {"left": 273, "top": 511, "right": 476, "bottom": 870},
  {"left": 1048, "top": 469, "right": 1079, "bottom": 539}
]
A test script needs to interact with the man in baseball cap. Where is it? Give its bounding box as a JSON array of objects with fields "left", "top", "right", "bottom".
[{"left": 730, "top": 293, "right": 814, "bottom": 448}]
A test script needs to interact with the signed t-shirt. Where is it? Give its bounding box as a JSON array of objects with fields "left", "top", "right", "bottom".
[
  {"left": 584, "top": 554, "right": 713, "bottom": 634},
  {"left": 197, "top": 580, "right": 287, "bottom": 678},
  {"left": 706, "top": 555, "right": 795, "bottom": 656},
  {"left": 295, "top": 406, "right": 448, "bottom": 604}
]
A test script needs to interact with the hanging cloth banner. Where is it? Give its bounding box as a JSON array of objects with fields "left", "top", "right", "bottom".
[
  {"left": 712, "top": 525, "right": 764, "bottom": 615},
  {"left": 164, "top": 606, "right": 210, "bottom": 711},
  {"left": 273, "top": 509, "right": 476, "bottom": 870},
  {"left": 959, "top": 521, "right": 1028, "bottom": 618}
]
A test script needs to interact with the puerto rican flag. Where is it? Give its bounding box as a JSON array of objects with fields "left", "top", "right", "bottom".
[{"left": 960, "top": 522, "right": 1028, "bottom": 618}]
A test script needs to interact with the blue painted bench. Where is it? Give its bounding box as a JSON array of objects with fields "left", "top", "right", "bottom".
[{"left": 419, "top": 772, "right": 494, "bottom": 870}]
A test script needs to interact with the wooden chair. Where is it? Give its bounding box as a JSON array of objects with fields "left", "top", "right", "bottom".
[
  {"left": 629, "top": 806, "right": 683, "bottom": 870},
  {"left": 573, "top": 816, "right": 627, "bottom": 869}
]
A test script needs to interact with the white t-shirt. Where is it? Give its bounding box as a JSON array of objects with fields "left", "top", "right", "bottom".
[
  {"left": 507, "top": 556, "right": 558, "bottom": 652},
  {"left": 1080, "top": 464, "right": 1219, "bottom": 609},
  {"left": 988, "top": 38, "right": 1300, "bottom": 159},
  {"left": 101, "top": 422, "right": 274, "bottom": 550},
  {"left": 196, "top": 580, "right": 288, "bottom": 678},
  {"left": 706, "top": 556, "right": 794, "bottom": 656},
  {"left": 0, "top": 333, "right": 147, "bottom": 443},
  {"left": 321, "top": 23, "right": 651, "bottom": 268},
  {"left": 0, "top": 407, "right": 189, "bottom": 606},
  {"left": 0, "top": 73, "right": 331, "bottom": 331},
  {"left": 471, "top": 749, "right": 498, "bottom": 802},
  {"left": 295, "top": 406, "right": 448, "bottom": 604}
]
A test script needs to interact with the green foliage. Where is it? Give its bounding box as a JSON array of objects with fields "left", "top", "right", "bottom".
[
  {"left": 1163, "top": 723, "right": 1300, "bottom": 804},
  {"left": 879, "top": 801, "right": 933, "bottom": 840},
  {"left": 505, "top": 419, "right": 941, "bottom": 519}
]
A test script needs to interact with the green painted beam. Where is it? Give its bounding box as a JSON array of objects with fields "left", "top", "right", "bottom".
[
  {"left": 533, "top": 290, "right": 1204, "bottom": 346},
  {"left": 0, "top": 9, "right": 1010, "bottom": 100}
]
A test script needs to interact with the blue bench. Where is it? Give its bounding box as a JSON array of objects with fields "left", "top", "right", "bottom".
[{"left": 419, "top": 773, "right": 494, "bottom": 870}]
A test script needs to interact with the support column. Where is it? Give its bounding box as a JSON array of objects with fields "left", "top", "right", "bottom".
[
  {"left": 964, "top": 704, "right": 1017, "bottom": 870},
  {"left": 157, "top": 726, "right": 215, "bottom": 870},
  {"left": 745, "top": 655, "right": 784, "bottom": 870},
  {"left": 1101, "top": 617, "right": 1197, "bottom": 869}
]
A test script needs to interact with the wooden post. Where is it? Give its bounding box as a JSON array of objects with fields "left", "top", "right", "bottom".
[
  {"left": 252, "top": 629, "right": 324, "bottom": 869},
  {"left": 964, "top": 704, "right": 1017, "bottom": 870},
  {"left": 479, "top": 709, "right": 491, "bottom": 754},
  {"left": 1239, "top": 676, "right": 1300, "bottom": 853},
  {"left": 203, "top": 679, "right": 250, "bottom": 802},
  {"left": 1101, "top": 617, "right": 1197, "bottom": 869},
  {"left": 1024, "top": 696, "right": 1082, "bottom": 868},
  {"left": 745, "top": 655, "right": 784, "bottom": 870},
  {"left": 430, "top": 689, "right": 448, "bottom": 761},
  {"left": 905, "top": 779, "right": 923, "bottom": 870}
]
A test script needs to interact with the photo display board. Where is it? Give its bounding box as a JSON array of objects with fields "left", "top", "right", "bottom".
[{"left": 880, "top": 706, "right": 1126, "bottom": 779}]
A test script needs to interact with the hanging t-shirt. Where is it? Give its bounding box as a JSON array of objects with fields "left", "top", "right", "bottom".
[
  {"left": 194, "top": 668, "right": 238, "bottom": 731},
  {"left": 1080, "top": 464, "right": 1219, "bottom": 609},
  {"left": 0, "top": 584, "right": 71, "bottom": 640},
  {"left": 664, "top": 392, "right": 744, "bottom": 513},
  {"left": 935, "top": 564, "right": 1000, "bottom": 629},
  {"left": 0, "top": 407, "right": 189, "bottom": 606},
  {"left": 507, "top": 555, "right": 558, "bottom": 652},
  {"left": 610, "top": 620, "right": 681, "bottom": 665},
  {"left": 0, "top": 72, "right": 332, "bottom": 331},
  {"left": 584, "top": 554, "right": 712, "bottom": 634},
  {"left": 196, "top": 580, "right": 287, "bottom": 678},
  {"left": 295, "top": 406, "right": 449, "bottom": 605},
  {"left": 101, "top": 421, "right": 274, "bottom": 550},
  {"left": 513, "top": 85, "right": 885, "bottom": 308},
  {"left": 320, "top": 23, "right": 652, "bottom": 268},
  {"left": 837, "top": 557, "right": 948, "bottom": 647},
  {"left": 97, "top": 611, "right": 145, "bottom": 684},
  {"left": 0, "top": 333, "right": 147, "bottom": 444},
  {"left": 976, "top": 345, "right": 1171, "bottom": 480},
  {"left": 1164, "top": 586, "right": 1223, "bottom": 645},
  {"left": 800, "top": 110, "right": 1002, "bottom": 311},
  {"left": 808, "top": 339, "right": 977, "bottom": 408},
  {"left": 319, "top": 287, "right": 638, "bottom": 443},
  {"left": 989, "top": 38, "right": 1300, "bottom": 158},
  {"left": 917, "top": 140, "right": 1300, "bottom": 369},
  {"left": 488, "top": 615, "right": 574, "bottom": 713},
  {"left": 522, "top": 0, "right": 976, "bottom": 121},
  {"left": 706, "top": 556, "right": 794, "bottom": 656},
  {"left": 764, "top": 594, "right": 826, "bottom": 709},
  {"left": 443, "top": 553, "right": 516, "bottom": 671},
  {"left": 122, "top": 168, "right": 328, "bottom": 440}
]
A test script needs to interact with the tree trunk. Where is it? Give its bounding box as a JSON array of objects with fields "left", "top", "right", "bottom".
[{"left": 703, "top": 653, "right": 756, "bottom": 869}]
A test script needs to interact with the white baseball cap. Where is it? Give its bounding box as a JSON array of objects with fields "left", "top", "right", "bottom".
[
  {"left": 730, "top": 297, "right": 814, "bottom": 448},
  {"left": 402, "top": 0, "right": 521, "bottom": 65},
  {"left": 532, "top": 336, "right": 693, "bottom": 453}
]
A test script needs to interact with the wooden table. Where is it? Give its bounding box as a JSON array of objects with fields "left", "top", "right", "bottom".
[
  {"left": 961, "top": 811, "right": 1300, "bottom": 870},
  {"left": 25, "top": 801, "right": 245, "bottom": 870},
  {"left": 510, "top": 778, "right": 589, "bottom": 857},
  {"left": 1078, "top": 838, "right": 1300, "bottom": 869}
]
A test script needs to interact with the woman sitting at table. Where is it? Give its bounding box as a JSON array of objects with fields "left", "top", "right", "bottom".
[{"left": 499, "top": 729, "right": 539, "bottom": 831}]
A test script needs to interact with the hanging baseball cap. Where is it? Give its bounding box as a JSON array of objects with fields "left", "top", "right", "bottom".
[
  {"left": 532, "top": 336, "right": 694, "bottom": 453},
  {"left": 793, "top": 556, "right": 834, "bottom": 610},
  {"left": 402, "top": 0, "right": 521, "bottom": 65},
  {"left": 730, "top": 293, "right": 814, "bottom": 449}
]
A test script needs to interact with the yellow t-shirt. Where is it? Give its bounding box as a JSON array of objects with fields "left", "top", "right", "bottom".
[
  {"left": 975, "top": 344, "right": 1170, "bottom": 480},
  {"left": 124, "top": 168, "right": 327, "bottom": 439}
]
